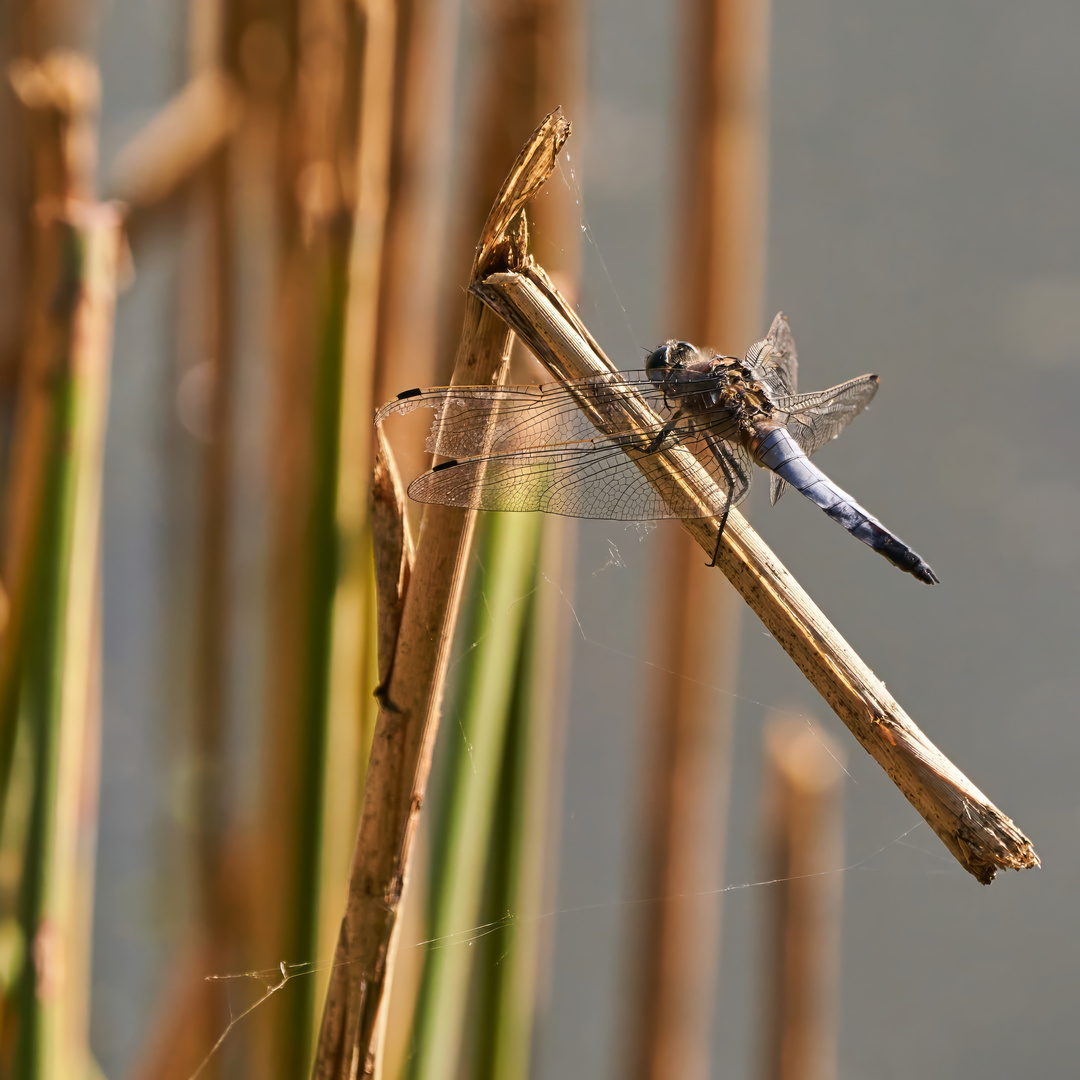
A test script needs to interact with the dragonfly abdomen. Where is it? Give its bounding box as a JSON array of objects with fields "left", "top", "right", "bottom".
[{"left": 751, "top": 426, "right": 939, "bottom": 584}]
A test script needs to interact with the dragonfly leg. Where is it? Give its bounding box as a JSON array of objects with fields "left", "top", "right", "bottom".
[
  {"left": 706, "top": 450, "right": 737, "bottom": 568},
  {"left": 646, "top": 408, "right": 684, "bottom": 454}
]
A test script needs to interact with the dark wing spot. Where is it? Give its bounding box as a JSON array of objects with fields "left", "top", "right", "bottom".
[
  {"left": 397, "top": 387, "right": 423, "bottom": 400},
  {"left": 432, "top": 459, "right": 459, "bottom": 472}
]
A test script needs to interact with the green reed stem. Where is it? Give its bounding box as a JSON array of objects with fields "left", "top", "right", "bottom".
[{"left": 407, "top": 511, "right": 542, "bottom": 1080}]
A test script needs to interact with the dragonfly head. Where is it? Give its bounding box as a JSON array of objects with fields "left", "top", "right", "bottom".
[{"left": 646, "top": 340, "right": 696, "bottom": 381}]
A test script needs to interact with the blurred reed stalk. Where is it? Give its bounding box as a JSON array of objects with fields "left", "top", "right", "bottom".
[
  {"left": 311, "top": 108, "right": 570, "bottom": 1080},
  {"left": 114, "top": 0, "right": 432, "bottom": 1072},
  {"left": 628, "top": 0, "right": 771, "bottom": 1077},
  {"left": 252, "top": 0, "right": 378, "bottom": 1073},
  {"left": 4, "top": 51, "right": 119, "bottom": 1080},
  {"left": 0, "top": 5, "right": 32, "bottom": 406},
  {"left": 187, "top": 4, "right": 239, "bottom": 1073},
  {"left": 760, "top": 720, "right": 845, "bottom": 1080},
  {"left": 312, "top": 0, "right": 397, "bottom": 1045},
  {"left": 373, "top": 0, "right": 462, "bottom": 486},
  {"left": 117, "top": 0, "right": 386, "bottom": 1071},
  {"left": 403, "top": 5, "right": 582, "bottom": 1077},
  {"left": 113, "top": 0, "right": 253, "bottom": 1071}
]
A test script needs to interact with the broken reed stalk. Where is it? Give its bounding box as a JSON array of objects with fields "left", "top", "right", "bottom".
[
  {"left": 5, "top": 51, "right": 119, "bottom": 1077},
  {"left": 761, "top": 720, "right": 845, "bottom": 1080},
  {"left": 473, "top": 263, "right": 1039, "bottom": 884},
  {"left": 312, "top": 108, "right": 572, "bottom": 1080}
]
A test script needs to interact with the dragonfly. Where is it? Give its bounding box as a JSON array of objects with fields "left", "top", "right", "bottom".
[{"left": 375, "top": 312, "right": 938, "bottom": 584}]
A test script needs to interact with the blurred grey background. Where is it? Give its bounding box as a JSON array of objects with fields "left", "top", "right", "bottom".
[{"left": 93, "top": 0, "right": 1078, "bottom": 1075}]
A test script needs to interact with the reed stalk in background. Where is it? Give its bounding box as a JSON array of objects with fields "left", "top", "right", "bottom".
[
  {"left": 113, "top": 0, "right": 418, "bottom": 1071},
  {"left": 251, "top": 1, "right": 372, "bottom": 1073},
  {"left": 114, "top": 0, "right": 262, "bottom": 1072},
  {"left": 312, "top": 0, "right": 397, "bottom": 1049},
  {"left": 628, "top": 0, "right": 771, "bottom": 1076},
  {"left": 5, "top": 52, "right": 119, "bottom": 1080},
  {"left": 373, "top": 0, "right": 462, "bottom": 483},
  {"left": 188, "top": 5, "right": 239, "bottom": 1073},
  {"left": 760, "top": 720, "right": 845, "bottom": 1080},
  {"left": 122, "top": 1, "right": 373, "bottom": 1071},
  {"left": 0, "top": 6, "right": 31, "bottom": 410}
]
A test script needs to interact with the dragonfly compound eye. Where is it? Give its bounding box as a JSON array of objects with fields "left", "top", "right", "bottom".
[{"left": 645, "top": 345, "right": 670, "bottom": 375}]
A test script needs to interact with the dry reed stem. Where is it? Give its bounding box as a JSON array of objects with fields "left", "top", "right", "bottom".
[
  {"left": 761, "top": 720, "right": 845, "bottom": 1080},
  {"left": 473, "top": 264, "right": 1039, "bottom": 884},
  {"left": 312, "top": 107, "right": 571, "bottom": 1080},
  {"left": 371, "top": 427, "right": 414, "bottom": 692}
]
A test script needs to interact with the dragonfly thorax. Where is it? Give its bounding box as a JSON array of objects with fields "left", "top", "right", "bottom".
[{"left": 644, "top": 341, "right": 776, "bottom": 450}]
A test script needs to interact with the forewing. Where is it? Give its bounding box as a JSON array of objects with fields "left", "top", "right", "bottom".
[
  {"left": 375, "top": 371, "right": 728, "bottom": 456},
  {"left": 769, "top": 374, "right": 879, "bottom": 503},
  {"left": 406, "top": 433, "right": 752, "bottom": 522},
  {"left": 745, "top": 312, "right": 799, "bottom": 397}
]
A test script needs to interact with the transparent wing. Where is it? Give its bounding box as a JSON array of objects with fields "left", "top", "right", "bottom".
[
  {"left": 768, "top": 374, "right": 880, "bottom": 504},
  {"left": 406, "top": 430, "right": 753, "bottom": 522},
  {"left": 778, "top": 374, "right": 879, "bottom": 455},
  {"left": 375, "top": 371, "right": 729, "bottom": 456},
  {"left": 744, "top": 312, "right": 799, "bottom": 398}
]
